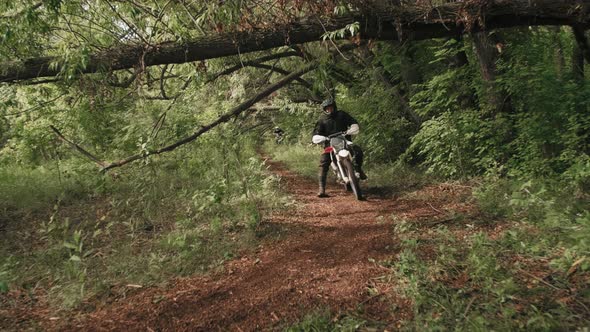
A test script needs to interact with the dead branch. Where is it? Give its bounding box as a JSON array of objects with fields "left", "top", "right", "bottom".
[{"left": 49, "top": 125, "right": 106, "bottom": 167}]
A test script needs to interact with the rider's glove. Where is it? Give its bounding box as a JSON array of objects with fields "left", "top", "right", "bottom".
[
  {"left": 345, "top": 124, "right": 359, "bottom": 136},
  {"left": 312, "top": 135, "right": 327, "bottom": 144}
]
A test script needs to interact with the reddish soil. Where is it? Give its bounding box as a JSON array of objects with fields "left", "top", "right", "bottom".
[{"left": 3, "top": 157, "right": 469, "bottom": 331}]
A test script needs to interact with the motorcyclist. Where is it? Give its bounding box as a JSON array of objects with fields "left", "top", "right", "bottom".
[
  {"left": 273, "top": 126, "right": 284, "bottom": 144},
  {"left": 311, "top": 97, "right": 367, "bottom": 198}
]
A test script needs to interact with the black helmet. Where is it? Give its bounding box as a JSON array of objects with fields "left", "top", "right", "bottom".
[
  {"left": 321, "top": 97, "right": 335, "bottom": 109},
  {"left": 321, "top": 97, "right": 337, "bottom": 114}
]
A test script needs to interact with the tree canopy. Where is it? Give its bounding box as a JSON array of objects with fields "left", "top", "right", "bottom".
[{"left": 2, "top": 0, "right": 590, "bottom": 82}]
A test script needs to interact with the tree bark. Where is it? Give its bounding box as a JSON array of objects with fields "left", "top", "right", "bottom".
[
  {"left": 399, "top": 42, "right": 423, "bottom": 105},
  {"left": 573, "top": 42, "right": 585, "bottom": 81},
  {"left": 357, "top": 45, "right": 422, "bottom": 126},
  {"left": 447, "top": 36, "right": 479, "bottom": 109},
  {"left": 471, "top": 31, "right": 514, "bottom": 116},
  {"left": 572, "top": 25, "right": 590, "bottom": 64},
  {"left": 2, "top": 0, "right": 590, "bottom": 82}
]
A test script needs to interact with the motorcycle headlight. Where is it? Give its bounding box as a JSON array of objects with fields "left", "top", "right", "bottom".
[{"left": 338, "top": 150, "right": 350, "bottom": 158}]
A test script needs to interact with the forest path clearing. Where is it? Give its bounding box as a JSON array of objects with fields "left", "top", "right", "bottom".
[{"left": 60, "top": 157, "right": 456, "bottom": 331}]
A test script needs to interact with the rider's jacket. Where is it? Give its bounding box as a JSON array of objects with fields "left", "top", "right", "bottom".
[{"left": 312, "top": 110, "right": 358, "bottom": 147}]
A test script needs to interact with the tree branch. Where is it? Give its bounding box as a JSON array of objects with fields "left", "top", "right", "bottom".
[
  {"left": 247, "top": 63, "right": 313, "bottom": 89},
  {"left": 159, "top": 64, "right": 169, "bottom": 99},
  {"left": 108, "top": 69, "right": 140, "bottom": 88},
  {"left": 49, "top": 125, "right": 106, "bottom": 167},
  {"left": 206, "top": 50, "right": 302, "bottom": 83},
  {"left": 100, "top": 62, "right": 318, "bottom": 172}
]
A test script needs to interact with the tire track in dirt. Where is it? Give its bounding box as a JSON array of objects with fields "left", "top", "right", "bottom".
[{"left": 61, "top": 157, "right": 410, "bottom": 331}]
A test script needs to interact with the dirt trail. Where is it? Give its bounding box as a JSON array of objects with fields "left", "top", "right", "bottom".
[{"left": 60, "top": 158, "right": 422, "bottom": 331}]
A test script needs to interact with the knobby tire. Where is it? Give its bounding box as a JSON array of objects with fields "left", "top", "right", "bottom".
[{"left": 342, "top": 158, "right": 362, "bottom": 200}]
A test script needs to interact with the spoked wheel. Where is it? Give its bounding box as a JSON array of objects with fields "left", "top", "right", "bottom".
[{"left": 341, "top": 158, "right": 363, "bottom": 200}]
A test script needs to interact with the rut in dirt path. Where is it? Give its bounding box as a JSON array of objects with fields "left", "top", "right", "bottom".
[{"left": 66, "top": 158, "right": 410, "bottom": 331}]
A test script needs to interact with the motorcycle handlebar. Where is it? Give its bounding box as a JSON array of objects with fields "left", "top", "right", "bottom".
[{"left": 327, "top": 131, "right": 346, "bottom": 139}]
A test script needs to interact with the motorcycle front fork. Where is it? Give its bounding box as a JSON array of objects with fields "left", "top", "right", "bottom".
[{"left": 330, "top": 153, "right": 351, "bottom": 183}]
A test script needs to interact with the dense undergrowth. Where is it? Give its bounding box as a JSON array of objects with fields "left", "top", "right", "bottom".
[
  {"left": 390, "top": 183, "right": 590, "bottom": 330},
  {"left": 0, "top": 133, "right": 291, "bottom": 310}
]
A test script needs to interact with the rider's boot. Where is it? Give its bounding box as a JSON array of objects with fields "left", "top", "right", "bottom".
[
  {"left": 357, "top": 167, "right": 368, "bottom": 180},
  {"left": 317, "top": 171, "right": 329, "bottom": 198},
  {"left": 352, "top": 147, "right": 367, "bottom": 180},
  {"left": 354, "top": 162, "right": 368, "bottom": 180}
]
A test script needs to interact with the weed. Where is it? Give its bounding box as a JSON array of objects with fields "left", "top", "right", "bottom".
[
  {"left": 0, "top": 256, "right": 16, "bottom": 293},
  {"left": 285, "top": 310, "right": 367, "bottom": 332},
  {"left": 473, "top": 176, "right": 513, "bottom": 219}
]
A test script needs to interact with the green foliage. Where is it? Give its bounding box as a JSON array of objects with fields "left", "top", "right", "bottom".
[
  {"left": 285, "top": 310, "right": 366, "bottom": 332},
  {"left": 364, "top": 161, "right": 430, "bottom": 194},
  {"left": 321, "top": 22, "right": 359, "bottom": 41},
  {"left": 0, "top": 163, "right": 91, "bottom": 212},
  {"left": 408, "top": 29, "right": 590, "bottom": 182},
  {"left": 339, "top": 84, "right": 415, "bottom": 164},
  {"left": 0, "top": 256, "right": 15, "bottom": 293},
  {"left": 409, "top": 111, "right": 481, "bottom": 178}
]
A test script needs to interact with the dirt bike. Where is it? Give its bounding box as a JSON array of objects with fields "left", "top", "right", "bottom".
[{"left": 314, "top": 132, "right": 364, "bottom": 201}]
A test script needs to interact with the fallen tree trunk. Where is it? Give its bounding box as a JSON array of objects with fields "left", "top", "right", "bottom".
[
  {"left": 1, "top": 0, "right": 589, "bottom": 83},
  {"left": 99, "top": 62, "right": 317, "bottom": 172}
]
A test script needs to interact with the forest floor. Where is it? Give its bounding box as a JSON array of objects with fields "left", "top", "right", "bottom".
[{"left": 4, "top": 157, "right": 504, "bottom": 331}]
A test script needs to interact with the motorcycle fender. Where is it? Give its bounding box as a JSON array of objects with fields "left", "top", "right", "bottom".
[{"left": 338, "top": 150, "right": 350, "bottom": 158}]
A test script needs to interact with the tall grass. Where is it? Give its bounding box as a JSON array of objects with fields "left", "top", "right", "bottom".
[
  {"left": 0, "top": 163, "right": 91, "bottom": 212},
  {"left": 269, "top": 142, "right": 319, "bottom": 179}
]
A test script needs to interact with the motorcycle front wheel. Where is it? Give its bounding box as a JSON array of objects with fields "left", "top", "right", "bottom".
[{"left": 341, "top": 158, "right": 363, "bottom": 200}]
